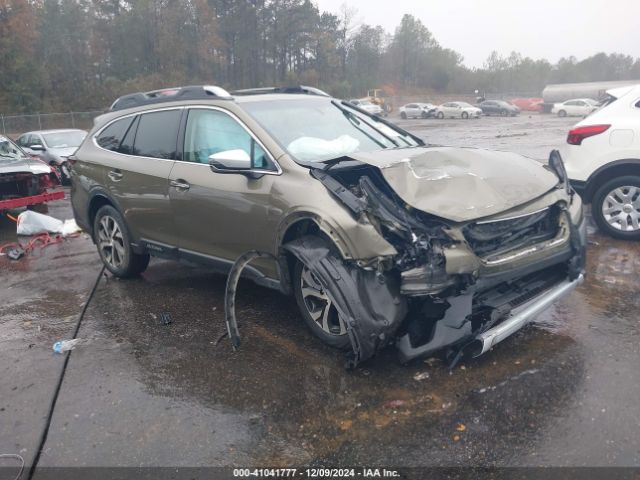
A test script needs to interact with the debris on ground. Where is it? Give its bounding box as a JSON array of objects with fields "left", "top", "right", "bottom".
[
  {"left": 16, "top": 210, "right": 63, "bottom": 235},
  {"left": 160, "top": 312, "right": 172, "bottom": 325},
  {"left": 52, "top": 338, "right": 84, "bottom": 354},
  {"left": 456, "top": 423, "right": 466, "bottom": 432},
  {"left": 413, "top": 371, "right": 430, "bottom": 381},
  {"left": 16, "top": 210, "right": 81, "bottom": 237}
]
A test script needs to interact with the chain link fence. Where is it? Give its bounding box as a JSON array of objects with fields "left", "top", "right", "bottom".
[{"left": 0, "top": 111, "right": 105, "bottom": 137}]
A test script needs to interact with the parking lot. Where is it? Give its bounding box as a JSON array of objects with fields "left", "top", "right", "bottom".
[{"left": 2, "top": 113, "right": 639, "bottom": 477}]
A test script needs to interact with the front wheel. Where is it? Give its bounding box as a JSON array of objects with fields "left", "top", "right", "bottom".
[
  {"left": 400, "top": 112, "right": 407, "bottom": 119},
  {"left": 558, "top": 110, "right": 567, "bottom": 117},
  {"left": 461, "top": 111, "right": 469, "bottom": 119},
  {"left": 500, "top": 109, "right": 508, "bottom": 116},
  {"left": 592, "top": 176, "right": 640, "bottom": 240},
  {"left": 293, "top": 259, "right": 350, "bottom": 349},
  {"left": 436, "top": 111, "right": 444, "bottom": 119},
  {"left": 94, "top": 205, "right": 150, "bottom": 277}
]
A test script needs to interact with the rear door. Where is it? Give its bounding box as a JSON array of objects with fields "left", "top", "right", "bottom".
[
  {"left": 169, "top": 107, "right": 280, "bottom": 264},
  {"left": 99, "top": 108, "right": 182, "bottom": 249}
]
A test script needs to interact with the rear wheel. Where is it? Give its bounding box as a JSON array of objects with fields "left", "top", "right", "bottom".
[
  {"left": 421, "top": 111, "right": 428, "bottom": 119},
  {"left": 400, "top": 112, "right": 407, "bottom": 119},
  {"left": 93, "top": 205, "right": 150, "bottom": 277},
  {"left": 461, "top": 111, "right": 469, "bottom": 119},
  {"left": 592, "top": 176, "right": 640, "bottom": 240},
  {"left": 293, "top": 259, "right": 350, "bottom": 349},
  {"left": 436, "top": 111, "right": 444, "bottom": 119},
  {"left": 558, "top": 110, "right": 567, "bottom": 117},
  {"left": 500, "top": 109, "right": 508, "bottom": 116}
]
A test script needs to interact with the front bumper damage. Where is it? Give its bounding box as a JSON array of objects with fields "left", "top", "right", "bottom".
[{"left": 299, "top": 162, "right": 586, "bottom": 367}]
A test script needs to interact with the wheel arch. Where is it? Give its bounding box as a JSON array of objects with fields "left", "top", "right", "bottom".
[
  {"left": 86, "top": 188, "right": 123, "bottom": 238},
  {"left": 275, "top": 213, "right": 354, "bottom": 296},
  {"left": 583, "top": 159, "right": 640, "bottom": 202}
]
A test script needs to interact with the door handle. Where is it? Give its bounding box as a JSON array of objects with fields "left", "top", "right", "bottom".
[
  {"left": 170, "top": 179, "right": 190, "bottom": 191},
  {"left": 108, "top": 170, "right": 123, "bottom": 181}
]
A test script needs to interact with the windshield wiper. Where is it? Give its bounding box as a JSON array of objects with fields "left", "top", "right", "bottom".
[{"left": 331, "top": 100, "right": 399, "bottom": 147}]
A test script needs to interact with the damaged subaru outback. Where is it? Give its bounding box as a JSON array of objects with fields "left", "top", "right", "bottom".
[{"left": 70, "top": 85, "right": 586, "bottom": 367}]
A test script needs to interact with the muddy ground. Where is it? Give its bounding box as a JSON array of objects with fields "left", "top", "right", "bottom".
[{"left": 1, "top": 113, "right": 639, "bottom": 479}]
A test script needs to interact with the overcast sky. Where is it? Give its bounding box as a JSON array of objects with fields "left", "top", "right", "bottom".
[{"left": 314, "top": 0, "right": 640, "bottom": 68}]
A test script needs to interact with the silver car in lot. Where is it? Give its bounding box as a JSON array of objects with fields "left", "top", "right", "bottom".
[{"left": 16, "top": 129, "right": 87, "bottom": 184}]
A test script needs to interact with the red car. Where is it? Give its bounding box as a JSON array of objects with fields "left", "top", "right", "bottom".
[{"left": 510, "top": 97, "right": 544, "bottom": 112}]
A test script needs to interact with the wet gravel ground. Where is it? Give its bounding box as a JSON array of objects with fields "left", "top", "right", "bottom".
[{"left": 1, "top": 113, "right": 639, "bottom": 477}]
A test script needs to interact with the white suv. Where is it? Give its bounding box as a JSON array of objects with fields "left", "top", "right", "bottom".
[{"left": 562, "top": 85, "right": 640, "bottom": 239}]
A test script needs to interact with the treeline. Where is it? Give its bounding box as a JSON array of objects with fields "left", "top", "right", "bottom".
[{"left": 1, "top": 0, "right": 640, "bottom": 114}]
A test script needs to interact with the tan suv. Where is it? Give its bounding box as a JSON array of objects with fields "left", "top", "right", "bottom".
[{"left": 70, "top": 85, "right": 586, "bottom": 366}]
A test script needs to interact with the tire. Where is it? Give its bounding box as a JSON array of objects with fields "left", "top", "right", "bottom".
[
  {"left": 400, "top": 112, "right": 407, "bottom": 119},
  {"left": 592, "top": 176, "right": 640, "bottom": 240},
  {"left": 500, "top": 109, "right": 508, "bottom": 116},
  {"left": 461, "top": 111, "right": 469, "bottom": 119},
  {"left": 293, "top": 258, "right": 350, "bottom": 349},
  {"left": 93, "top": 205, "right": 150, "bottom": 277},
  {"left": 436, "top": 111, "right": 444, "bottom": 119},
  {"left": 421, "top": 111, "right": 428, "bottom": 119},
  {"left": 558, "top": 110, "right": 567, "bottom": 117}
]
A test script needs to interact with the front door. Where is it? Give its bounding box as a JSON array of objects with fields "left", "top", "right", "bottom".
[{"left": 169, "top": 107, "right": 281, "bottom": 273}]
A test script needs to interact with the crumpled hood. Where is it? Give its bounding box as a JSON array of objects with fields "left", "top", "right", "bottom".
[
  {"left": 347, "top": 146, "right": 558, "bottom": 222},
  {"left": 0, "top": 157, "right": 52, "bottom": 176}
]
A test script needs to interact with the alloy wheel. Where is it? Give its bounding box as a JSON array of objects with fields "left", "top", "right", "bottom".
[
  {"left": 299, "top": 264, "right": 347, "bottom": 336},
  {"left": 97, "top": 215, "right": 126, "bottom": 269},
  {"left": 601, "top": 186, "right": 640, "bottom": 231}
]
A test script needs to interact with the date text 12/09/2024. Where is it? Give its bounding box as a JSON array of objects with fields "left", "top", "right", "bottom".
[{"left": 233, "top": 468, "right": 401, "bottom": 478}]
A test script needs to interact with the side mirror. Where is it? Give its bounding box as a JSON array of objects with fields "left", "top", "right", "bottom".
[
  {"left": 30, "top": 144, "right": 45, "bottom": 151},
  {"left": 208, "top": 149, "right": 251, "bottom": 171},
  {"left": 208, "top": 149, "right": 264, "bottom": 179}
]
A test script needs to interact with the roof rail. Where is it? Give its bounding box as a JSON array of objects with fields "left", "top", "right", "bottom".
[
  {"left": 230, "top": 85, "right": 330, "bottom": 97},
  {"left": 109, "top": 85, "right": 233, "bottom": 111}
]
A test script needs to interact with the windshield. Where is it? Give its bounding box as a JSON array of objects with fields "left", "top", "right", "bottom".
[
  {"left": 243, "top": 98, "right": 419, "bottom": 163},
  {"left": 457, "top": 102, "right": 473, "bottom": 108},
  {"left": 43, "top": 131, "right": 86, "bottom": 148},
  {"left": 0, "top": 136, "right": 29, "bottom": 162}
]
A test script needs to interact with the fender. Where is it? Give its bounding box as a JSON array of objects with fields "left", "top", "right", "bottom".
[{"left": 275, "top": 211, "right": 357, "bottom": 262}]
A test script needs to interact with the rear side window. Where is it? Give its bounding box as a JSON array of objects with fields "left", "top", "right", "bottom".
[
  {"left": 96, "top": 117, "right": 134, "bottom": 151},
  {"left": 133, "top": 110, "right": 181, "bottom": 159}
]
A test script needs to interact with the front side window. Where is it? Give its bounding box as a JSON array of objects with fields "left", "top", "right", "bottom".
[
  {"left": 96, "top": 117, "right": 134, "bottom": 151},
  {"left": 183, "top": 109, "right": 272, "bottom": 170},
  {"left": 133, "top": 110, "right": 181, "bottom": 159}
]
